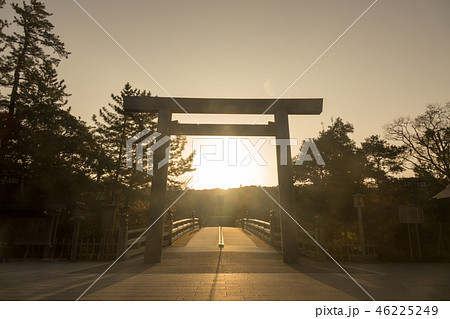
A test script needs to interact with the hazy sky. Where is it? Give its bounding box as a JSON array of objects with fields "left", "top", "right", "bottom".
[{"left": 5, "top": 1, "right": 450, "bottom": 188}]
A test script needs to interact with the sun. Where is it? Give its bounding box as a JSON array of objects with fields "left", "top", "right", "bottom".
[
  {"left": 192, "top": 161, "right": 258, "bottom": 190},
  {"left": 185, "top": 136, "right": 275, "bottom": 190}
]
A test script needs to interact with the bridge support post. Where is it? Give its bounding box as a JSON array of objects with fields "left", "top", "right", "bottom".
[
  {"left": 274, "top": 110, "right": 299, "bottom": 264},
  {"left": 144, "top": 109, "right": 172, "bottom": 263}
]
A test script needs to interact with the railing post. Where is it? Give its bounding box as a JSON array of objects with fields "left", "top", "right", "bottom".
[
  {"left": 165, "top": 209, "right": 173, "bottom": 246},
  {"left": 199, "top": 212, "right": 203, "bottom": 229},
  {"left": 98, "top": 203, "right": 118, "bottom": 260},
  {"left": 244, "top": 211, "right": 249, "bottom": 230},
  {"left": 270, "top": 209, "right": 280, "bottom": 246},
  {"left": 314, "top": 214, "right": 325, "bottom": 261},
  {"left": 117, "top": 216, "right": 128, "bottom": 259},
  {"left": 69, "top": 203, "right": 85, "bottom": 262}
]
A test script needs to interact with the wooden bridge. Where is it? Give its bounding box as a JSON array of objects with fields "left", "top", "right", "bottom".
[
  {"left": 123, "top": 215, "right": 376, "bottom": 263},
  {"left": 1, "top": 221, "right": 449, "bottom": 301}
]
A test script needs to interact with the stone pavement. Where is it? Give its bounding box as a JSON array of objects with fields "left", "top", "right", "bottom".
[{"left": 0, "top": 227, "right": 449, "bottom": 301}]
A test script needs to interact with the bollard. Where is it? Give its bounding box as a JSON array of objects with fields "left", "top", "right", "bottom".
[{"left": 218, "top": 226, "right": 224, "bottom": 248}]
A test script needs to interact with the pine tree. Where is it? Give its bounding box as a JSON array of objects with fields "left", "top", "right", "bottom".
[
  {"left": 294, "top": 118, "right": 365, "bottom": 187},
  {"left": 7, "top": 57, "right": 96, "bottom": 203},
  {"left": 293, "top": 118, "right": 366, "bottom": 230},
  {"left": 0, "top": 0, "right": 69, "bottom": 169},
  {"left": 0, "top": 1, "right": 97, "bottom": 204},
  {"left": 361, "top": 135, "right": 405, "bottom": 186},
  {"left": 0, "top": 1, "right": 7, "bottom": 52}
]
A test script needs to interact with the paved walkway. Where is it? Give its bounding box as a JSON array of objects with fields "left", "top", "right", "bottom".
[{"left": 0, "top": 227, "right": 449, "bottom": 300}]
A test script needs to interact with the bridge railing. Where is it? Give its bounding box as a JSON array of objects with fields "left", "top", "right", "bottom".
[
  {"left": 298, "top": 228, "right": 327, "bottom": 261},
  {"left": 124, "top": 227, "right": 147, "bottom": 259},
  {"left": 298, "top": 229, "right": 377, "bottom": 261},
  {"left": 236, "top": 218, "right": 277, "bottom": 244},
  {"left": 171, "top": 217, "right": 200, "bottom": 242},
  {"left": 327, "top": 239, "right": 377, "bottom": 261},
  {"left": 237, "top": 216, "right": 376, "bottom": 261},
  {"left": 123, "top": 216, "right": 200, "bottom": 260}
]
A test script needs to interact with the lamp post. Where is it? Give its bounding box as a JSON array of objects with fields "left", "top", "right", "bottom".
[{"left": 352, "top": 194, "right": 366, "bottom": 258}]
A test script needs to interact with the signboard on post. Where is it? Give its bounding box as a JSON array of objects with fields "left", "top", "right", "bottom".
[
  {"left": 399, "top": 206, "right": 424, "bottom": 224},
  {"left": 399, "top": 205, "right": 424, "bottom": 262},
  {"left": 353, "top": 194, "right": 365, "bottom": 208}
]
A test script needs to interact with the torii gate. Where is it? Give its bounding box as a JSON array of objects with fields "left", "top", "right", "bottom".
[{"left": 123, "top": 97, "right": 323, "bottom": 264}]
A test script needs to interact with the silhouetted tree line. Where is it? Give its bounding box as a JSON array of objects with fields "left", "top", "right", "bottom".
[
  {"left": 292, "top": 111, "right": 449, "bottom": 261},
  {"left": 0, "top": 1, "right": 194, "bottom": 242}
]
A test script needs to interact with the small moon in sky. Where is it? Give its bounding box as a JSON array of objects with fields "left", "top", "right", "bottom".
[{"left": 263, "top": 79, "right": 277, "bottom": 97}]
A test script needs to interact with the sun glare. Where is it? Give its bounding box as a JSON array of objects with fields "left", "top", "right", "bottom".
[{"left": 185, "top": 136, "right": 274, "bottom": 190}]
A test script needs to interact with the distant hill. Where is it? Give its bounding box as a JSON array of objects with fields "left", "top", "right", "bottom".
[{"left": 168, "top": 186, "right": 279, "bottom": 223}]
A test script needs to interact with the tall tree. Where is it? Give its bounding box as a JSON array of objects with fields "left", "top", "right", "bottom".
[
  {"left": 0, "top": 1, "right": 7, "bottom": 52},
  {"left": 93, "top": 83, "right": 156, "bottom": 201},
  {"left": 0, "top": 1, "right": 96, "bottom": 204},
  {"left": 294, "top": 118, "right": 365, "bottom": 187},
  {"left": 5, "top": 58, "right": 97, "bottom": 203},
  {"left": 361, "top": 134, "right": 405, "bottom": 186},
  {"left": 385, "top": 103, "right": 450, "bottom": 183},
  {"left": 0, "top": 0, "right": 69, "bottom": 169},
  {"left": 293, "top": 118, "right": 366, "bottom": 228}
]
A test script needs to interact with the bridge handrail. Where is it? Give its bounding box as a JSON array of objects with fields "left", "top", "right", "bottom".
[
  {"left": 237, "top": 215, "right": 377, "bottom": 262},
  {"left": 128, "top": 227, "right": 147, "bottom": 236},
  {"left": 172, "top": 218, "right": 199, "bottom": 240},
  {"left": 173, "top": 218, "right": 197, "bottom": 228},
  {"left": 123, "top": 217, "right": 200, "bottom": 259},
  {"left": 247, "top": 218, "right": 270, "bottom": 228},
  {"left": 236, "top": 218, "right": 271, "bottom": 243},
  {"left": 126, "top": 227, "right": 147, "bottom": 247}
]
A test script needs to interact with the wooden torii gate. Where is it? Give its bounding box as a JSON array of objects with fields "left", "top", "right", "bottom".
[{"left": 123, "top": 97, "right": 323, "bottom": 264}]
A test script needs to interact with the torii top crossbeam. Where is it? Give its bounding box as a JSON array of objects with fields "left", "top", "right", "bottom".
[{"left": 123, "top": 96, "right": 323, "bottom": 115}]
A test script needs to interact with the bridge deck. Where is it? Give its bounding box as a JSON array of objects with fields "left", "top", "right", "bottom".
[
  {"left": 0, "top": 227, "right": 449, "bottom": 300},
  {"left": 185, "top": 227, "right": 263, "bottom": 249}
]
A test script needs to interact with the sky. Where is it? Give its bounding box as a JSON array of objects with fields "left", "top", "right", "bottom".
[{"left": 4, "top": 0, "right": 450, "bottom": 189}]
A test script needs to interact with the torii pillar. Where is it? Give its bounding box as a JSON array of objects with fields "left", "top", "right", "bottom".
[
  {"left": 144, "top": 109, "right": 172, "bottom": 263},
  {"left": 274, "top": 109, "right": 299, "bottom": 263}
]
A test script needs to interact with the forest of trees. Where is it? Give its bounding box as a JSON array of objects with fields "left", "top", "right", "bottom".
[
  {"left": 290, "top": 112, "right": 449, "bottom": 261},
  {"left": 0, "top": 1, "right": 194, "bottom": 236},
  {"left": 0, "top": 1, "right": 448, "bottom": 261}
]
